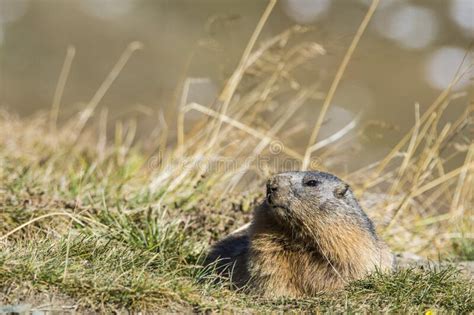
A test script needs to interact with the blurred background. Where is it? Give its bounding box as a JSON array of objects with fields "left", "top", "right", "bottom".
[{"left": 0, "top": 0, "right": 472, "bottom": 170}]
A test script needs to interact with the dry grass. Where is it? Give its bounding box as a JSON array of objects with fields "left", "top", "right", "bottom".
[{"left": 1, "top": 0, "right": 473, "bottom": 312}]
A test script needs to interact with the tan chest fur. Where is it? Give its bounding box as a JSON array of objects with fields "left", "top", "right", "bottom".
[
  {"left": 246, "top": 220, "right": 393, "bottom": 298},
  {"left": 248, "top": 234, "right": 341, "bottom": 297}
]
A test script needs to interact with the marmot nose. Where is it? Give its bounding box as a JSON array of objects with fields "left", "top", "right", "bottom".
[{"left": 267, "top": 177, "right": 279, "bottom": 195}]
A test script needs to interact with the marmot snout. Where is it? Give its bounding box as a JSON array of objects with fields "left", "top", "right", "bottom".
[{"left": 205, "top": 171, "right": 394, "bottom": 298}]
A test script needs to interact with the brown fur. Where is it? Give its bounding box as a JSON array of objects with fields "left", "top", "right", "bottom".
[{"left": 205, "top": 171, "right": 393, "bottom": 298}]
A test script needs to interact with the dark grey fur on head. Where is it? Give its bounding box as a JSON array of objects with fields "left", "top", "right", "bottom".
[{"left": 264, "top": 171, "right": 377, "bottom": 240}]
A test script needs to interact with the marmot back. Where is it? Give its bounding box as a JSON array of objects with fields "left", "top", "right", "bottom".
[{"left": 205, "top": 171, "right": 394, "bottom": 298}]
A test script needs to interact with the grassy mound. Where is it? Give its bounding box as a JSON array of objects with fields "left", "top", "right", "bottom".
[{"left": 0, "top": 100, "right": 472, "bottom": 312}]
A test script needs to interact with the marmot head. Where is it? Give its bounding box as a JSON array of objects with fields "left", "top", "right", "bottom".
[{"left": 264, "top": 171, "right": 376, "bottom": 241}]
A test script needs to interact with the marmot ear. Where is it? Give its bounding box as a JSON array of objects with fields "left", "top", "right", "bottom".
[{"left": 334, "top": 183, "right": 349, "bottom": 198}]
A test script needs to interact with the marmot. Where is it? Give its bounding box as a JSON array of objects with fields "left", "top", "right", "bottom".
[{"left": 205, "top": 171, "right": 394, "bottom": 298}]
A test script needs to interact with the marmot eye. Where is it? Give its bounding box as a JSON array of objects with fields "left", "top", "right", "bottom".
[{"left": 305, "top": 180, "right": 320, "bottom": 187}]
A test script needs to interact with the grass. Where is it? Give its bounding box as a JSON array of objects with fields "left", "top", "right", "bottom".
[
  {"left": 1, "top": 0, "right": 473, "bottom": 312},
  {"left": 1, "top": 234, "right": 472, "bottom": 313}
]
